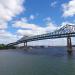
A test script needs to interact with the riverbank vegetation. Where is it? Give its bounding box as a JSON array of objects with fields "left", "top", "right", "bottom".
[{"left": 0, "top": 44, "right": 16, "bottom": 49}]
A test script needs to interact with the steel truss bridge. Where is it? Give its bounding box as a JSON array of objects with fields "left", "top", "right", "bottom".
[{"left": 7, "top": 24, "right": 75, "bottom": 52}]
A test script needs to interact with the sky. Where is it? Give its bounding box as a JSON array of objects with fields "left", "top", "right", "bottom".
[{"left": 0, "top": 0, "right": 75, "bottom": 46}]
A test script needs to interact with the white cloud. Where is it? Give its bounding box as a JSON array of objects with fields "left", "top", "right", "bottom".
[
  {"left": 21, "top": 17, "right": 28, "bottom": 23},
  {"left": 28, "top": 38, "right": 67, "bottom": 46},
  {"left": 17, "top": 30, "right": 34, "bottom": 36},
  {"left": 62, "top": 0, "right": 75, "bottom": 17},
  {"left": 0, "top": 22, "right": 7, "bottom": 29},
  {"left": 45, "top": 22, "right": 57, "bottom": 32},
  {"left": 13, "top": 20, "right": 39, "bottom": 30},
  {"left": 29, "top": 15, "right": 35, "bottom": 20},
  {"left": 0, "top": 30, "right": 21, "bottom": 44},
  {"left": 61, "top": 21, "right": 75, "bottom": 26},
  {"left": 43, "top": 17, "right": 51, "bottom": 22},
  {"left": 0, "top": 0, "right": 24, "bottom": 21},
  {"left": 0, "top": 0, "right": 24, "bottom": 30},
  {"left": 13, "top": 18, "right": 57, "bottom": 36},
  {"left": 17, "top": 28, "right": 47, "bottom": 36},
  {"left": 50, "top": 1, "right": 57, "bottom": 7}
]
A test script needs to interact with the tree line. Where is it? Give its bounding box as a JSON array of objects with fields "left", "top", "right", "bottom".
[{"left": 0, "top": 44, "right": 16, "bottom": 49}]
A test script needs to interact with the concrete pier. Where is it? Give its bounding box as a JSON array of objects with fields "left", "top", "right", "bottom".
[
  {"left": 67, "top": 36, "right": 72, "bottom": 53},
  {"left": 24, "top": 42, "right": 25, "bottom": 47},
  {"left": 23, "top": 42, "right": 27, "bottom": 50},
  {"left": 24, "top": 42, "right": 27, "bottom": 47},
  {"left": 26, "top": 42, "right": 27, "bottom": 47}
]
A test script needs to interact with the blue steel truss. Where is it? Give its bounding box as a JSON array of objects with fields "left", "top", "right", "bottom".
[{"left": 7, "top": 24, "right": 75, "bottom": 46}]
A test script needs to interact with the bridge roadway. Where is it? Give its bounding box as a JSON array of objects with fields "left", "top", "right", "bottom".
[{"left": 7, "top": 24, "right": 75, "bottom": 52}]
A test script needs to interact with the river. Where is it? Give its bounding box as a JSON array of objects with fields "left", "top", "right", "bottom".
[{"left": 0, "top": 47, "right": 75, "bottom": 75}]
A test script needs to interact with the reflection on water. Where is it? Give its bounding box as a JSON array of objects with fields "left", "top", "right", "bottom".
[
  {"left": 0, "top": 47, "right": 75, "bottom": 75},
  {"left": 67, "top": 48, "right": 73, "bottom": 55}
]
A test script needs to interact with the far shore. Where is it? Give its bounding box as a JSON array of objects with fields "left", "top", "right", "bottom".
[{"left": 0, "top": 45, "right": 75, "bottom": 50}]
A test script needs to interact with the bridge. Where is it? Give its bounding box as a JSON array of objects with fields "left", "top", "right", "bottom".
[{"left": 7, "top": 24, "right": 75, "bottom": 52}]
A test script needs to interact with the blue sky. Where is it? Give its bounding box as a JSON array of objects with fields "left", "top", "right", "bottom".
[{"left": 0, "top": 0, "right": 75, "bottom": 45}]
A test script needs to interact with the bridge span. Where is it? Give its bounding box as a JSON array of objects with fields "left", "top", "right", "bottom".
[{"left": 7, "top": 24, "right": 75, "bottom": 52}]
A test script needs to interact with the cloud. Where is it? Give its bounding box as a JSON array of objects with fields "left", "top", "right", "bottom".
[
  {"left": 50, "top": 1, "right": 57, "bottom": 7},
  {"left": 13, "top": 20, "right": 39, "bottom": 30},
  {"left": 62, "top": 0, "right": 75, "bottom": 17},
  {"left": 29, "top": 15, "right": 35, "bottom": 20},
  {"left": 28, "top": 38, "right": 67, "bottom": 46},
  {"left": 0, "top": 0, "right": 24, "bottom": 21},
  {"left": 61, "top": 21, "right": 75, "bottom": 26},
  {"left": 0, "top": 30, "right": 21, "bottom": 44},
  {"left": 45, "top": 22, "right": 57, "bottom": 32},
  {"left": 17, "top": 30, "right": 35, "bottom": 36},
  {"left": 21, "top": 17, "right": 28, "bottom": 23},
  {"left": 17, "top": 28, "right": 47, "bottom": 36},
  {"left": 13, "top": 18, "right": 57, "bottom": 36},
  {"left": 0, "top": 22, "right": 7, "bottom": 29},
  {"left": 0, "top": 0, "right": 24, "bottom": 30},
  {"left": 43, "top": 17, "right": 51, "bottom": 22}
]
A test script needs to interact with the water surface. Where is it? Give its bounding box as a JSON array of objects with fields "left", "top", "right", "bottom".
[{"left": 0, "top": 47, "right": 75, "bottom": 75}]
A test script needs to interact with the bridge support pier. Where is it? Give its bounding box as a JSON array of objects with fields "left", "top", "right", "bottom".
[
  {"left": 24, "top": 42, "right": 25, "bottom": 47},
  {"left": 26, "top": 42, "right": 27, "bottom": 47},
  {"left": 67, "top": 36, "right": 72, "bottom": 53},
  {"left": 24, "top": 42, "right": 27, "bottom": 47}
]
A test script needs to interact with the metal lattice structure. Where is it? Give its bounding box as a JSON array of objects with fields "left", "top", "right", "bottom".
[{"left": 7, "top": 24, "right": 75, "bottom": 46}]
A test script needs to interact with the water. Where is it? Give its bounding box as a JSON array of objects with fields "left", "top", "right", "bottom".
[{"left": 0, "top": 47, "right": 75, "bottom": 75}]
